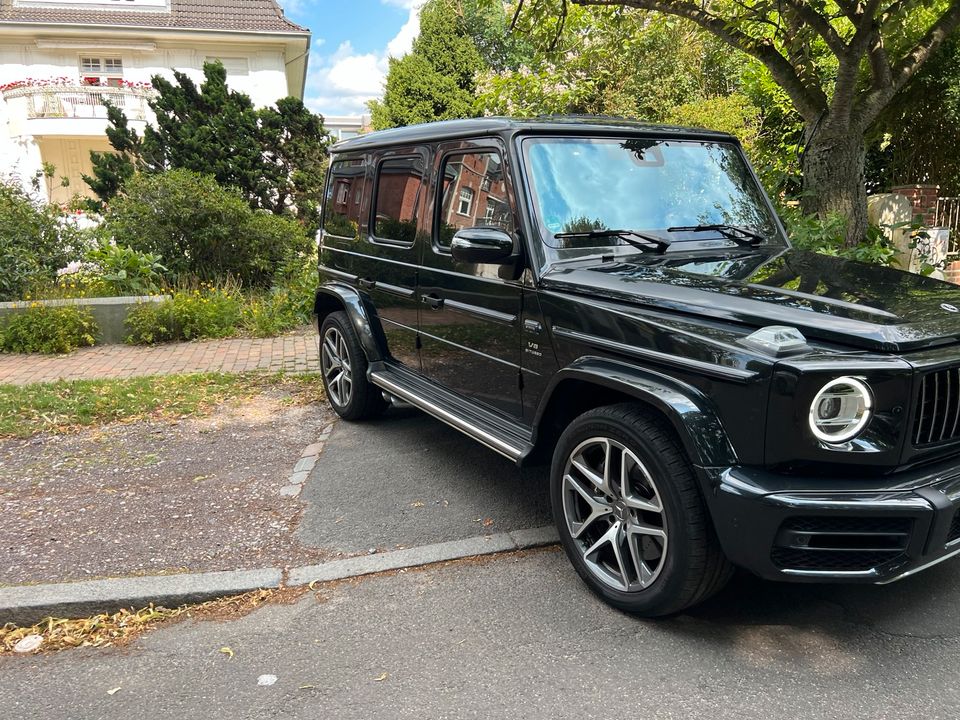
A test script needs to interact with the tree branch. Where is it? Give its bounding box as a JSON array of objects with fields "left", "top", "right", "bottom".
[
  {"left": 572, "top": 0, "right": 829, "bottom": 120},
  {"left": 779, "top": 0, "right": 848, "bottom": 57},
  {"left": 855, "top": 2, "right": 960, "bottom": 127}
]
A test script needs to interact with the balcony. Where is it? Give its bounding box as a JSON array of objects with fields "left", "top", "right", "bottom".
[{"left": 1, "top": 84, "right": 153, "bottom": 137}]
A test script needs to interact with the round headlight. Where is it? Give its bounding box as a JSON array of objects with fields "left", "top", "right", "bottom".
[{"left": 808, "top": 377, "right": 873, "bottom": 443}]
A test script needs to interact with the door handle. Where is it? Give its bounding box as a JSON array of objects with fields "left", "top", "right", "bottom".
[
  {"left": 358, "top": 278, "right": 376, "bottom": 290},
  {"left": 421, "top": 293, "right": 444, "bottom": 310}
]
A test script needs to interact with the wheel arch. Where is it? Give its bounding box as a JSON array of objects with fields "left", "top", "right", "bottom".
[
  {"left": 531, "top": 358, "right": 738, "bottom": 471},
  {"left": 315, "top": 284, "right": 385, "bottom": 363}
]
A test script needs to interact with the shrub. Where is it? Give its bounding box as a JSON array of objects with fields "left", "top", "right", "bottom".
[
  {"left": 0, "top": 305, "right": 99, "bottom": 354},
  {"left": 0, "top": 182, "right": 87, "bottom": 301},
  {"left": 85, "top": 239, "right": 167, "bottom": 296},
  {"left": 103, "top": 170, "right": 311, "bottom": 288},
  {"left": 779, "top": 205, "right": 898, "bottom": 266},
  {"left": 125, "top": 284, "right": 243, "bottom": 344}
]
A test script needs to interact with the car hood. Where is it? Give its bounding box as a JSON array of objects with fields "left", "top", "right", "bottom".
[{"left": 540, "top": 247, "right": 960, "bottom": 352}]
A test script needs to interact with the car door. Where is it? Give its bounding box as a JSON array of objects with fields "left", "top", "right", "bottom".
[
  {"left": 417, "top": 140, "right": 524, "bottom": 419},
  {"left": 322, "top": 149, "right": 427, "bottom": 372}
]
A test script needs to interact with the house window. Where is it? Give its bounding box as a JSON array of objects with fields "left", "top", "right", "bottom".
[
  {"left": 80, "top": 57, "right": 124, "bottom": 87},
  {"left": 336, "top": 182, "right": 349, "bottom": 205},
  {"left": 373, "top": 156, "right": 424, "bottom": 245},
  {"left": 438, "top": 151, "right": 513, "bottom": 248},
  {"left": 458, "top": 187, "right": 474, "bottom": 216}
]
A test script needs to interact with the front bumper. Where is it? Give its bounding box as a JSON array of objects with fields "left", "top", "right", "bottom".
[{"left": 706, "top": 457, "right": 960, "bottom": 583}]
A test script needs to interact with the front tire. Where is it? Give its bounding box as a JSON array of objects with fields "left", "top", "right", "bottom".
[
  {"left": 319, "top": 311, "right": 387, "bottom": 421},
  {"left": 550, "top": 404, "right": 732, "bottom": 617}
]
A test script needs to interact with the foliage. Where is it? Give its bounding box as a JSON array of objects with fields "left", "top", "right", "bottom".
[
  {"left": 84, "top": 240, "right": 166, "bottom": 296},
  {"left": 866, "top": 35, "right": 960, "bottom": 195},
  {"left": 0, "top": 182, "right": 87, "bottom": 302},
  {"left": 548, "top": 0, "right": 960, "bottom": 244},
  {"left": 85, "top": 62, "right": 331, "bottom": 234},
  {"left": 478, "top": 5, "right": 746, "bottom": 121},
  {"left": 0, "top": 305, "right": 99, "bottom": 354},
  {"left": 665, "top": 93, "right": 761, "bottom": 160},
  {"left": 124, "top": 283, "right": 243, "bottom": 344},
  {"left": 779, "top": 205, "right": 897, "bottom": 266},
  {"left": 102, "top": 170, "right": 310, "bottom": 287},
  {"left": 0, "top": 373, "right": 325, "bottom": 439},
  {"left": 369, "top": 0, "right": 484, "bottom": 129}
]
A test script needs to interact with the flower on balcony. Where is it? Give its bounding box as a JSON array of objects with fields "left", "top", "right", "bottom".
[{"left": 0, "top": 76, "right": 74, "bottom": 93}]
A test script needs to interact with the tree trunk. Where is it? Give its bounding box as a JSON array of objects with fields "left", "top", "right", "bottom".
[{"left": 800, "top": 123, "right": 868, "bottom": 247}]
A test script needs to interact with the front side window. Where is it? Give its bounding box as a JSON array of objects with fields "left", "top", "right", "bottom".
[
  {"left": 323, "top": 158, "right": 365, "bottom": 239},
  {"left": 522, "top": 137, "right": 785, "bottom": 252},
  {"left": 373, "top": 156, "right": 424, "bottom": 244},
  {"left": 438, "top": 151, "right": 513, "bottom": 248}
]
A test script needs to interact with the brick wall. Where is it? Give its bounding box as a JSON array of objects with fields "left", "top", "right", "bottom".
[{"left": 891, "top": 184, "right": 940, "bottom": 226}]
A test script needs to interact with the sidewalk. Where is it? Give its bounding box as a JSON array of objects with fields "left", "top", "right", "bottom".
[{"left": 0, "top": 331, "right": 319, "bottom": 385}]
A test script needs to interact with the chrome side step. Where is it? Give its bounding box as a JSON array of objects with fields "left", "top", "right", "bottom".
[{"left": 369, "top": 367, "right": 532, "bottom": 464}]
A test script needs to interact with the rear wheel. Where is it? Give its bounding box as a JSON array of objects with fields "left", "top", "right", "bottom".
[
  {"left": 319, "top": 311, "right": 387, "bottom": 421},
  {"left": 550, "top": 403, "right": 732, "bottom": 616}
]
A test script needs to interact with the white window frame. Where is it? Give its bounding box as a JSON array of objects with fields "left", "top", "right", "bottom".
[
  {"left": 80, "top": 56, "right": 124, "bottom": 87},
  {"left": 336, "top": 182, "right": 349, "bottom": 205},
  {"left": 457, "top": 187, "right": 474, "bottom": 217}
]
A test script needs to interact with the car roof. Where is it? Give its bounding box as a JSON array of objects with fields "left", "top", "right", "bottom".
[{"left": 330, "top": 115, "right": 738, "bottom": 153}]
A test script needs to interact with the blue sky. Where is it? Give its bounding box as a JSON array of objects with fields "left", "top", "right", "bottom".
[{"left": 276, "top": 0, "right": 423, "bottom": 117}]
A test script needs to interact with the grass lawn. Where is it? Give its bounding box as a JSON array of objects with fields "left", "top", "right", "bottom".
[{"left": 0, "top": 372, "right": 325, "bottom": 438}]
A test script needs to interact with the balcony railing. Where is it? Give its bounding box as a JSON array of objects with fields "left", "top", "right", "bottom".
[{"left": 1, "top": 85, "right": 152, "bottom": 121}]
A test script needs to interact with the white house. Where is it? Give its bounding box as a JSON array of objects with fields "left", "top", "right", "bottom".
[
  {"left": 324, "top": 114, "right": 371, "bottom": 142},
  {"left": 0, "top": 0, "right": 310, "bottom": 205}
]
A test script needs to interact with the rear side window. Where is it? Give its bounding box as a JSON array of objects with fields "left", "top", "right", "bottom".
[
  {"left": 437, "top": 151, "right": 513, "bottom": 249},
  {"left": 323, "top": 158, "right": 364, "bottom": 239},
  {"left": 373, "top": 156, "right": 425, "bottom": 245}
]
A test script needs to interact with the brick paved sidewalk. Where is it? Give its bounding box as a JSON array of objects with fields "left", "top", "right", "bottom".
[{"left": 0, "top": 331, "right": 319, "bottom": 386}]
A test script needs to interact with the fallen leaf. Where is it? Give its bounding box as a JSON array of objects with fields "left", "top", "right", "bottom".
[
  {"left": 375, "top": 673, "right": 389, "bottom": 682},
  {"left": 482, "top": 518, "right": 494, "bottom": 527},
  {"left": 107, "top": 687, "right": 121, "bottom": 696},
  {"left": 219, "top": 646, "right": 234, "bottom": 659},
  {"left": 409, "top": 500, "right": 424, "bottom": 508}
]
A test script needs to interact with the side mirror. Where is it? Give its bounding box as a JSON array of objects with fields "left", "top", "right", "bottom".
[{"left": 450, "top": 227, "right": 515, "bottom": 265}]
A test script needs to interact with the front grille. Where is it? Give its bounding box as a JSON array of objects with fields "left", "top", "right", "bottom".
[
  {"left": 913, "top": 367, "right": 960, "bottom": 446},
  {"left": 948, "top": 510, "right": 960, "bottom": 545},
  {"left": 771, "top": 516, "right": 912, "bottom": 573}
]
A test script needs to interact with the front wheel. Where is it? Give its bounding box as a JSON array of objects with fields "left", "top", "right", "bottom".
[
  {"left": 319, "top": 311, "right": 387, "bottom": 421},
  {"left": 550, "top": 404, "right": 732, "bottom": 617}
]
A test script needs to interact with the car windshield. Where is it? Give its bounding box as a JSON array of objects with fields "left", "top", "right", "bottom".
[{"left": 522, "top": 137, "right": 786, "bottom": 252}]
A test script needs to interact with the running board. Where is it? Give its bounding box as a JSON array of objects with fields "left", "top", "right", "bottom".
[{"left": 369, "top": 364, "right": 534, "bottom": 464}]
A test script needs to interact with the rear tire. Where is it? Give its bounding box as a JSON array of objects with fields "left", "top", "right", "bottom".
[
  {"left": 319, "top": 311, "right": 387, "bottom": 421},
  {"left": 550, "top": 403, "right": 732, "bottom": 617}
]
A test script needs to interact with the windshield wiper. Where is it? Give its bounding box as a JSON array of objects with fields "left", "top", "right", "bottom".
[
  {"left": 553, "top": 228, "right": 672, "bottom": 254},
  {"left": 667, "top": 223, "right": 767, "bottom": 247}
]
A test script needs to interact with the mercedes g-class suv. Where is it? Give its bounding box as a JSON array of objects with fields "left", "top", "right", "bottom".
[{"left": 314, "top": 116, "right": 960, "bottom": 616}]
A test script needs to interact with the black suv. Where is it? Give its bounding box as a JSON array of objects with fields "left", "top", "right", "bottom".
[{"left": 315, "top": 116, "right": 960, "bottom": 616}]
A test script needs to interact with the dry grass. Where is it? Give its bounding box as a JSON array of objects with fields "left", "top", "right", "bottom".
[{"left": 0, "top": 587, "right": 303, "bottom": 655}]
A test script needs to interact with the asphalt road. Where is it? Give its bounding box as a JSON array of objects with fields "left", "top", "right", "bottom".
[
  {"left": 4, "top": 546, "right": 960, "bottom": 719},
  {"left": 297, "top": 407, "right": 552, "bottom": 554}
]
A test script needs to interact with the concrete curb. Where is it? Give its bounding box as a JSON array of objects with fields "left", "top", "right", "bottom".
[{"left": 0, "top": 526, "right": 559, "bottom": 626}]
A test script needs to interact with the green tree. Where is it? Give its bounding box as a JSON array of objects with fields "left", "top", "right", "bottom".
[
  {"left": 369, "top": 0, "right": 484, "bottom": 129},
  {"left": 85, "top": 62, "right": 330, "bottom": 233},
  {"left": 866, "top": 35, "right": 960, "bottom": 195},
  {"left": 565, "top": 0, "right": 960, "bottom": 245}
]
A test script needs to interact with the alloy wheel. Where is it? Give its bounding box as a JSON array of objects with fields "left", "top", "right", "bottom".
[
  {"left": 321, "top": 326, "right": 353, "bottom": 407},
  {"left": 561, "top": 436, "right": 668, "bottom": 592}
]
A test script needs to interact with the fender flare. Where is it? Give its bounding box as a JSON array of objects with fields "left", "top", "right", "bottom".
[
  {"left": 533, "top": 357, "right": 738, "bottom": 470},
  {"left": 314, "top": 283, "right": 385, "bottom": 363}
]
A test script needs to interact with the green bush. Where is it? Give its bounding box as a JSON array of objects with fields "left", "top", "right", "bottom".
[
  {"left": 0, "top": 305, "right": 99, "bottom": 354},
  {"left": 0, "top": 182, "right": 87, "bottom": 301},
  {"left": 779, "top": 204, "right": 898, "bottom": 266},
  {"left": 125, "top": 284, "right": 243, "bottom": 344},
  {"left": 85, "top": 239, "right": 167, "bottom": 296},
  {"left": 103, "top": 170, "right": 311, "bottom": 288}
]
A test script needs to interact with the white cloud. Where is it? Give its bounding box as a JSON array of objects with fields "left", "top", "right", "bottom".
[{"left": 305, "top": 1, "right": 425, "bottom": 117}]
